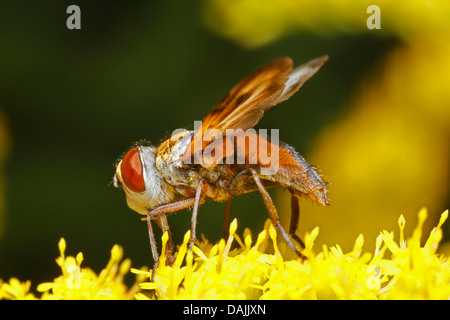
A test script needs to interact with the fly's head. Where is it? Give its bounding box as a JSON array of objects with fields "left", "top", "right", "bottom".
[{"left": 113, "top": 145, "right": 175, "bottom": 215}]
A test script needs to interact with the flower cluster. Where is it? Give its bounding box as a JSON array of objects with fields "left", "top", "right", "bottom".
[
  {"left": 135, "top": 208, "right": 450, "bottom": 300},
  {"left": 1, "top": 208, "right": 449, "bottom": 299},
  {"left": 0, "top": 238, "right": 143, "bottom": 300}
]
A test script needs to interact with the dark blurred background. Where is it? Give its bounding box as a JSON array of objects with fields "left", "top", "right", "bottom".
[{"left": 0, "top": 1, "right": 448, "bottom": 288}]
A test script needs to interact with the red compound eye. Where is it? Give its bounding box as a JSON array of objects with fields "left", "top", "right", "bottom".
[{"left": 120, "top": 147, "right": 146, "bottom": 193}]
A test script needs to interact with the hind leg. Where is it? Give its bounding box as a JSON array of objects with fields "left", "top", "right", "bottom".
[
  {"left": 248, "top": 168, "right": 306, "bottom": 259},
  {"left": 289, "top": 195, "right": 305, "bottom": 249}
]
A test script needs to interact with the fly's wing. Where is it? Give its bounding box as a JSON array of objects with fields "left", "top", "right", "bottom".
[
  {"left": 202, "top": 57, "right": 293, "bottom": 133},
  {"left": 184, "top": 55, "right": 329, "bottom": 160}
]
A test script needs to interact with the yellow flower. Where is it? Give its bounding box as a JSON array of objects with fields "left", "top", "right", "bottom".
[
  {"left": 1, "top": 208, "right": 449, "bottom": 299},
  {"left": 135, "top": 208, "right": 450, "bottom": 300},
  {"left": 0, "top": 278, "right": 37, "bottom": 300},
  {"left": 376, "top": 209, "right": 450, "bottom": 299},
  {"left": 0, "top": 238, "right": 144, "bottom": 300},
  {"left": 35, "top": 238, "right": 142, "bottom": 300}
]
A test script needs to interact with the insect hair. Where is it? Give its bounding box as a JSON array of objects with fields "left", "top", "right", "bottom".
[{"left": 113, "top": 139, "right": 154, "bottom": 167}]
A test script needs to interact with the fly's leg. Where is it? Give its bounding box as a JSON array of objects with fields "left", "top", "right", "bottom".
[
  {"left": 148, "top": 181, "right": 208, "bottom": 253},
  {"left": 148, "top": 197, "right": 200, "bottom": 216},
  {"left": 248, "top": 168, "right": 306, "bottom": 260},
  {"left": 290, "top": 195, "right": 305, "bottom": 249},
  {"left": 150, "top": 214, "right": 175, "bottom": 265},
  {"left": 223, "top": 199, "right": 232, "bottom": 238},
  {"left": 190, "top": 179, "right": 207, "bottom": 251},
  {"left": 146, "top": 213, "right": 160, "bottom": 283},
  {"left": 147, "top": 195, "right": 205, "bottom": 281}
]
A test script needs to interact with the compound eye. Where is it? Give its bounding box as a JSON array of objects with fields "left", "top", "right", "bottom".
[{"left": 120, "top": 147, "right": 146, "bottom": 193}]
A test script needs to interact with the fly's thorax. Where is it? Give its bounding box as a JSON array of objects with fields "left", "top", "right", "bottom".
[
  {"left": 115, "top": 145, "right": 175, "bottom": 215},
  {"left": 155, "top": 129, "right": 193, "bottom": 165},
  {"left": 155, "top": 129, "right": 194, "bottom": 186}
]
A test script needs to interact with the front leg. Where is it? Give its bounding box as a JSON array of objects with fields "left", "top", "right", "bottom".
[
  {"left": 149, "top": 180, "right": 208, "bottom": 251},
  {"left": 147, "top": 196, "right": 202, "bottom": 281},
  {"left": 146, "top": 214, "right": 160, "bottom": 283},
  {"left": 148, "top": 196, "right": 199, "bottom": 217}
]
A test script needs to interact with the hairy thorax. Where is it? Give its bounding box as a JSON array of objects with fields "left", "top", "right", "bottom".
[{"left": 155, "top": 130, "right": 233, "bottom": 201}]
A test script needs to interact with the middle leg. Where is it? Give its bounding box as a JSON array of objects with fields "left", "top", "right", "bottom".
[
  {"left": 223, "top": 198, "right": 232, "bottom": 238},
  {"left": 190, "top": 179, "right": 207, "bottom": 251}
]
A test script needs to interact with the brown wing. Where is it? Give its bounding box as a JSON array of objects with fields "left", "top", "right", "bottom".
[
  {"left": 202, "top": 57, "right": 293, "bottom": 132},
  {"left": 185, "top": 55, "right": 329, "bottom": 160}
]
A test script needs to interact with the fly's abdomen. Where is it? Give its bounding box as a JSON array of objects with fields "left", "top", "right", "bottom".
[{"left": 262, "top": 141, "right": 329, "bottom": 206}]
